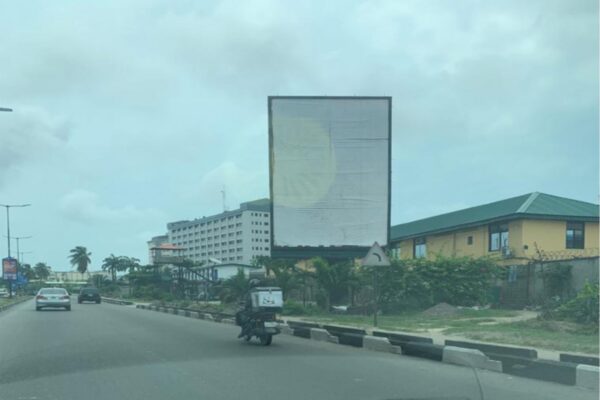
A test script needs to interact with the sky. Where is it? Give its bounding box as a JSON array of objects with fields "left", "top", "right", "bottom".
[{"left": 0, "top": 0, "right": 597, "bottom": 270}]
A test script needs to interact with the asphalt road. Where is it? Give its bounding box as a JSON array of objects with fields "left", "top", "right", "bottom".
[{"left": 0, "top": 300, "right": 596, "bottom": 400}]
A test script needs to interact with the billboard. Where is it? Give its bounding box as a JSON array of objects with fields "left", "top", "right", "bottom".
[
  {"left": 2, "top": 257, "right": 17, "bottom": 281},
  {"left": 269, "top": 96, "right": 391, "bottom": 258}
]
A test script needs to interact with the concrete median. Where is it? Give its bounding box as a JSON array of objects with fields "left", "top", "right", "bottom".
[
  {"left": 310, "top": 328, "right": 335, "bottom": 343},
  {"left": 576, "top": 364, "right": 599, "bottom": 390},
  {"left": 363, "top": 335, "right": 393, "bottom": 353},
  {"left": 443, "top": 346, "right": 502, "bottom": 372}
]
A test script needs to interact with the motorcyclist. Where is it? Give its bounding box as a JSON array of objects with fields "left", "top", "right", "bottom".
[{"left": 236, "top": 279, "right": 261, "bottom": 338}]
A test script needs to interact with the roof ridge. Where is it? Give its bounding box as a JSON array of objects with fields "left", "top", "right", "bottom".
[
  {"left": 516, "top": 192, "right": 540, "bottom": 213},
  {"left": 536, "top": 192, "right": 599, "bottom": 207},
  {"left": 393, "top": 193, "right": 533, "bottom": 227}
]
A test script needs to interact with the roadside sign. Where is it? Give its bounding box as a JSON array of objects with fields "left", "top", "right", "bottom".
[
  {"left": 2, "top": 257, "right": 17, "bottom": 281},
  {"left": 361, "top": 242, "right": 391, "bottom": 267}
]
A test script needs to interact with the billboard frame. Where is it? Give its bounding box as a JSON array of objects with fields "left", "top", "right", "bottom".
[{"left": 268, "top": 95, "right": 392, "bottom": 259}]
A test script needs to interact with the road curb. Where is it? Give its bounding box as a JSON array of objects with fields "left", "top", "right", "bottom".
[
  {"left": 443, "top": 346, "right": 503, "bottom": 372},
  {"left": 101, "top": 297, "right": 133, "bottom": 306},
  {"left": 363, "top": 335, "right": 394, "bottom": 353},
  {"left": 576, "top": 364, "right": 600, "bottom": 390},
  {"left": 134, "top": 305, "right": 598, "bottom": 388}
]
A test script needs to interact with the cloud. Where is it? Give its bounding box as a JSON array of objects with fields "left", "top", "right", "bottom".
[
  {"left": 59, "top": 189, "right": 164, "bottom": 224},
  {"left": 182, "top": 162, "right": 268, "bottom": 213},
  {"left": 0, "top": 106, "right": 70, "bottom": 184}
]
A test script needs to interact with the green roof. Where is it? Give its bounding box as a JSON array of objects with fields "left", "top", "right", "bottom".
[{"left": 391, "top": 192, "right": 599, "bottom": 241}]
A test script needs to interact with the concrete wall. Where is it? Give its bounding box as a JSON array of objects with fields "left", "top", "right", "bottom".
[
  {"left": 500, "top": 257, "right": 599, "bottom": 307},
  {"left": 520, "top": 220, "right": 599, "bottom": 261}
]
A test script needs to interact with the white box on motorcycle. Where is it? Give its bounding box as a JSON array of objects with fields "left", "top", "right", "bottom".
[{"left": 250, "top": 287, "right": 283, "bottom": 313}]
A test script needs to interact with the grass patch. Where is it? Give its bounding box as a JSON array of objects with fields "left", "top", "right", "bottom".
[
  {"left": 0, "top": 297, "right": 28, "bottom": 307},
  {"left": 295, "top": 309, "right": 519, "bottom": 332},
  {"left": 444, "top": 319, "right": 599, "bottom": 354}
]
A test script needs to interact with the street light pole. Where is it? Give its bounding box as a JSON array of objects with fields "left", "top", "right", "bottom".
[
  {"left": 9, "top": 236, "right": 33, "bottom": 265},
  {"left": 0, "top": 204, "right": 31, "bottom": 298},
  {"left": 19, "top": 251, "right": 33, "bottom": 265}
]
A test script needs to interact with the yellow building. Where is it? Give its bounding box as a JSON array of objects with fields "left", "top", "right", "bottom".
[{"left": 390, "top": 192, "right": 599, "bottom": 265}]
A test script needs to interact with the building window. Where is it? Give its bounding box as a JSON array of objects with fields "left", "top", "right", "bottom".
[
  {"left": 413, "top": 237, "right": 426, "bottom": 258},
  {"left": 467, "top": 236, "right": 473, "bottom": 245},
  {"left": 489, "top": 223, "right": 509, "bottom": 251},
  {"left": 566, "top": 222, "right": 584, "bottom": 249},
  {"left": 390, "top": 246, "right": 401, "bottom": 259}
]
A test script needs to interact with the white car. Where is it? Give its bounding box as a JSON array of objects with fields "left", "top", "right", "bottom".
[
  {"left": 35, "top": 287, "right": 71, "bottom": 311},
  {"left": 0, "top": 288, "right": 8, "bottom": 298}
]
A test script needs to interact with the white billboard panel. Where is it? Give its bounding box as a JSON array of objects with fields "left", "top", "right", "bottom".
[{"left": 269, "top": 96, "right": 391, "bottom": 255}]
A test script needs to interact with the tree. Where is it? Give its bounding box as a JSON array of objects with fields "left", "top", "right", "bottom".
[
  {"left": 257, "top": 257, "right": 298, "bottom": 300},
  {"left": 102, "top": 254, "right": 121, "bottom": 281},
  {"left": 69, "top": 246, "right": 92, "bottom": 274},
  {"left": 19, "top": 263, "right": 36, "bottom": 281},
  {"left": 218, "top": 268, "right": 250, "bottom": 303},
  {"left": 121, "top": 257, "right": 141, "bottom": 274},
  {"left": 310, "top": 257, "right": 356, "bottom": 310},
  {"left": 33, "top": 262, "right": 51, "bottom": 281}
]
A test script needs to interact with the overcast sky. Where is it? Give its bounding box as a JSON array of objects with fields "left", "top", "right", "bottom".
[{"left": 0, "top": 0, "right": 597, "bottom": 270}]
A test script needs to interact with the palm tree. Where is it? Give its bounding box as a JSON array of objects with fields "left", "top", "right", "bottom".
[
  {"left": 310, "top": 257, "right": 356, "bottom": 311},
  {"left": 19, "top": 263, "right": 36, "bottom": 281},
  {"left": 102, "top": 254, "right": 121, "bottom": 281},
  {"left": 219, "top": 268, "right": 250, "bottom": 303},
  {"left": 33, "top": 262, "right": 51, "bottom": 281},
  {"left": 69, "top": 246, "right": 92, "bottom": 274}
]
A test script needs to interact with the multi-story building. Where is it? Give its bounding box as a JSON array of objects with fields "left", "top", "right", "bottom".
[
  {"left": 147, "top": 235, "right": 169, "bottom": 265},
  {"left": 390, "top": 192, "right": 599, "bottom": 265},
  {"left": 164, "top": 199, "right": 271, "bottom": 265}
]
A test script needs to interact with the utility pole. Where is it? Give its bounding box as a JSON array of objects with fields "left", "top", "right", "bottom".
[
  {"left": 5, "top": 235, "right": 33, "bottom": 265},
  {"left": 0, "top": 204, "right": 31, "bottom": 298},
  {"left": 19, "top": 251, "right": 33, "bottom": 265}
]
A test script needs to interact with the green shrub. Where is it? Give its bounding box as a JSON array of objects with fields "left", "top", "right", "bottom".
[
  {"left": 282, "top": 300, "right": 306, "bottom": 315},
  {"left": 556, "top": 281, "right": 599, "bottom": 327},
  {"left": 376, "top": 256, "right": 502, "bottom": 311}
]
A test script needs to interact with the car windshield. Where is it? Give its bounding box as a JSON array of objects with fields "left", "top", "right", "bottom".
[{"left": 0, "top": 1, "right": 597, "bottom": 400}]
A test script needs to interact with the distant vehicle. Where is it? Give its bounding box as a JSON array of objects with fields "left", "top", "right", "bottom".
[
  {"left": 0, "top": 288, "right": 8, "bottom": 298},
  {"left": 78, "top": 287, "right": 101, "bottom": 304},
  {"left": 35, "top": 288, "right": 71, "bottom": 311}
]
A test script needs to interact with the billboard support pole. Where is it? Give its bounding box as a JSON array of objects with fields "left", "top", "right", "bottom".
[
  {"left": 373, "top": 268, "right": 378, "bottom": 327},
  {"left": 5, "top": 206, "right": 11, "bottom": 299}
]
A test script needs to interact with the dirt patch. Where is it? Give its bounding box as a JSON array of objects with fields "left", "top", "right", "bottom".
[{"left": 422, "top": 302, "right": 459, "bottom": 317}]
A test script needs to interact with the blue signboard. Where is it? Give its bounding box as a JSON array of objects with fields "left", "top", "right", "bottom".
[{"left": 15, "top": 273, "right": 28, "bottom": 287}]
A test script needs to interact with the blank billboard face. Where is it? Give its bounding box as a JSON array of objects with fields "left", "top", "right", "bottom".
[{"left": 269, "top": 97, "right": 391, "bottom": 252}]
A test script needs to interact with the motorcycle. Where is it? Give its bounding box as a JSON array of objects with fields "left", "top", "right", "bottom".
[
  {"left": 237, "top": 310, "right": 281, "bottom": 345},
  {"left": 236, "top": 286, "right": 283, "bottom": 346}
]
